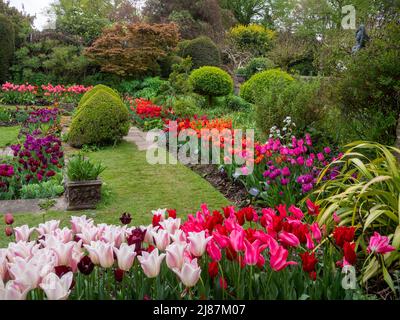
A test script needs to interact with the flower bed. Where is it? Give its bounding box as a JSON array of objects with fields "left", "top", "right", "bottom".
[
  {"left": 0, "top": 82, "right": 92, "bottom": 106},
  {"left": 0, "top": 202, "right": 395, "bottom": 300},
  {"left": 0, "top": 107, "right": 64, "bottom": 200}
]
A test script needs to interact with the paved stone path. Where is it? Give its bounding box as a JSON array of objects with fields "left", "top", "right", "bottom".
[
  {"left": 124, "top": 126, "right": 155, "bottom": 151},
  {"left": 0, "top": 198, "right": 67, "bottom": 214}
]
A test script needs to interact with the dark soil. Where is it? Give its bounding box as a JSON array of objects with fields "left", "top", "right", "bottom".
[{"left": 186, "top": 163, "right": 251, "bottom": 208}]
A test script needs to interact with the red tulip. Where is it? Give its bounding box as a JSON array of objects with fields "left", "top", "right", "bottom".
[
  {"left": 343, "top": 242, "right": 357, "bottom": 265},
  {"left": 208, "top": 261, "right": 219, "bottom": 278}
]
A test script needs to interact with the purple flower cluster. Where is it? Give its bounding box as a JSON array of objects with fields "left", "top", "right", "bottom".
[
  {"left": 11, "top": 134, "right": 63, "bottom": 184},
  {"left": 255, "top": 134, "right": 341, "bottom": 196}
]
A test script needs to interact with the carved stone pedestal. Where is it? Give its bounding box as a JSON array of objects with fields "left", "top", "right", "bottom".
[{"left": 65, "top": 179, "right": 102, "bottom": 211}]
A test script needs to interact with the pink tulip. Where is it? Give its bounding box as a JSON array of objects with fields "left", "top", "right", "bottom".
[
  {"left": 288, "top": 205, "right": 304, "bottom": 220},
  {"left": 166, "top": 242, "right": 187, "bottom": 270},
  {"left": 279, "top": 231, "right": 300, "bottom": 247},
  {"left": 6, "top": 241, "right": 36, "bottom": 262},
  {"left": 333, "top": 212, "right": 341, "bottom": 224},
  {"left": 188, "top": 231, "right": 212, "bottom": 257},
  {"left": 14, "top": 225, "right": 35, "bottom": 242},
  {"left": 229, "top": 228, "right": 245, "bottom": 252},
  {"left": 152, "top": 229, "right": 171, "bottom": 251},
  {"left": 173, "top": 258, "right": 201, "bottom": 288},
  {"left": 0, "top": 249, "right": 7, "bottom": 281},
  {"left": 77, "top": 226, "right": 99, "bottom": 244},
  {"left": 137, "top": 248, "right": 165, "bottom": 278},
  {"left": 367, "top": 232, "right": 396, "bottom": 255},
  {"left": 243, "top": 239, "right": 259, "bottom": 266},
  {"left": 206, "top": 239, "right": 222, "bottom": 262},
  {"left": 84, "top": 241, "right": 114, "bottom": 268},
  {"left": 0, "top": 280, "right": 30, "bottom": 300},
  {"left": 100, "top": 226, "right": 126, "bottom": 248},
  {"left": 212, "top": 231, "right": 230, "bottom": 249},
  {"left": 305, "top": 232, "right": 315, "bottom": 250},
  {"left": 70, "top": 215, "right": 94, "bottom": 234},
  {"left": 269, "top": 246, "right": 297, "bottom": 271},
  {"left": 310, "top": 223, "right": 322, "bottom": 242},
  {"left": 8, "top": 254, "right": 54, "bottom": 290},
  {"left": 40, "top": 272, "right": 73, "bottom": 300},
  {"left": 53, "top": 227, "right": 74, "bottom": 243},
  {"left": 113, "top": 243, "right": 136, "bottom": 271},
  {"left": 36, "top": 220, "right": 60, "bottom": 236},
  {"left": 170, "top": 230, "right": 187, "bottom": 244},
  {"left": 159, "top": 218, "right": 181, "bottom": 235},
  {"left": 50, "top": 240, "right": 75, "bottom": 266}
]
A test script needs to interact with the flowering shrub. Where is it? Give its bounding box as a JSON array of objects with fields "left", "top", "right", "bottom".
[
  {"left": 2, "top": 202, "right": 393, "bottom": 300},
  {"left": 0, "top": 82, "right": 92, "bottom": 105}
]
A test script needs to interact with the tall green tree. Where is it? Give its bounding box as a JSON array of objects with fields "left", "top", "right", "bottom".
[
  {"left": 0, "top": 13, "right": 15, "bottom": 83},
  {"left": 219, "top": 0, "right": 267, "bottom": 25},
  {"left": 49, "top": 0, "right": 114, "bottom": 44}
]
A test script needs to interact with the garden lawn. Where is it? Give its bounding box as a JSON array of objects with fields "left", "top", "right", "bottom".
[
  {"left": 0, "top": 125, "right": 20, "bottom": 148},
  {"left": 0, "top": 141, "right": 230, "bottom": 247}
]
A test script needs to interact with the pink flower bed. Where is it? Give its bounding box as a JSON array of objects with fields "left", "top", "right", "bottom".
[{"left": 1, "top": 203, "right": 394, "bottom": 300}]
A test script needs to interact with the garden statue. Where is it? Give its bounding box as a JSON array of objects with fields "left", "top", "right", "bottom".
[{"left": 352, "top": 24, "right": 369, "bottom": 53}]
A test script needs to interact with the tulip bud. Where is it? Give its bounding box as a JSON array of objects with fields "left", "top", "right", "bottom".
[
  {"left": 5, "top": 226, "right": 13, "bottom": 237},
  {"left": 114, "top": 269, "right": 124, "bottom": 283},
  {"left": 119, "top": 212, "right": 132, "bottom": 225},
  {"left": 4, "top": 213, "right": 14, "bottom": 225}
]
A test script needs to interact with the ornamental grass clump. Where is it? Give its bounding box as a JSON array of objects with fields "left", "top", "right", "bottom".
[
  {"left": 66, "top": 154, "right": 106, "bottom": 182},
  {"left": 68, "top": 89, "right": 130, "bottom": 148}
]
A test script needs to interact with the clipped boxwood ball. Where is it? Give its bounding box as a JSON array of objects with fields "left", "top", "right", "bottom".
[
  {"left": 69, "top": 91, "right": 130, "bottom": 148},
  {"left": 240, "top": 69, "right": 294, "bottom": 103},
  {"left": 178, "top": 36, "right": 221, "bottom": 69},
  {"left": 78, "top": 84, "right": 120, "bottom": 108},
  {"left": 189, "top": 66, "right": 233, "bottom": 105}
]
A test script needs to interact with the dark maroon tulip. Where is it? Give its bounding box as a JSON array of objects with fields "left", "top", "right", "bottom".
[
  {"left": 114, "top": 269, "right": 124, "bottom": 283},
  {"left": 55, "top": 265, "right": 72, "bottom": 278},
  {"left": 78, "top": 256, "right": 95, "bottom": 276},
  {"left": 5, "top": 226, "right": 13, "bottom": 237},
  {"left": 119, "top": 212, "right": 132, "bottom": 225},
  {"left": 4, "top": 213, "right": 14, "bottom": 225}
]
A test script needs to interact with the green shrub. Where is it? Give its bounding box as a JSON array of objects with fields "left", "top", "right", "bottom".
[
  {"left": 159, "top": 55, "right": 183, "bottom": 78},
  {"left": 189, "top": 66, "right": 233, "bottom": 106},
  {"left": 20, "top": 180, "right": 64, "bottom": 200},
  {"left": 172, "top": 96, "right": 203, "bottom": 117},
  {"left": 226, "top": 95, "right": 252, "bottom": 111},
  {"left": 178, "top": 36, "right": 221, "bottom": 69},
  {"left": 67, "top": 154, "right": 106, "bottom": 181},
  {"left": 69, "top": 90, "right": 130, "bottom": 148},
  {"left": 240, "top": 69, "right": 294, "bottom": 103},
  {"left": 119, "top": 77, "right": 167, "bottom": 99},
  {"left": 0, "top": 14, "right": 15, "bottom": 83},
  {"left": 236, "top": 57, "right": 276, "bottom": 80},
  {"left": 254, "top": 79, "right": 326, "bottom": 138},
  {"left": 78, "top": 84, "right": 120, "bottom": 108}
]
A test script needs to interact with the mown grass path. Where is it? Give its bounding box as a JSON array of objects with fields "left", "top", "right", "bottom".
[{"left": 0, "top": 139, "right": 230, "bottom": 246}]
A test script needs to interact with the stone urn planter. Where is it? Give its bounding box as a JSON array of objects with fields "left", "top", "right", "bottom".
[{"left": 65, "top": 179, "right": 102, "bottom": 211}]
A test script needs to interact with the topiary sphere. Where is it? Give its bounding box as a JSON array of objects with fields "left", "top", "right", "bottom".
[
  {"left": 178, "top": 36, "right": 221, "bottom": 70},
  {"left": 240, "top": 69, "right": 294, "bottom": 103},
  {"left": 69, "top": 90, "right": 130, "bottom": 148},
  {"left": 78, "top": 84, "right": 120, "bottom": 108},
  {"left": 189, "top": 66, "right": 233, "bottom": 106}
]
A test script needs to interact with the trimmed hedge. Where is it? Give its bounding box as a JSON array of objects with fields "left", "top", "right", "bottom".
[
  {"left": 0, "top": 14, "right": 15, "bottom": 84},
  {"left": 178, "top": 36, "right": 221, "bottom": 69},
  {"left": 78, "top": 84, "right": 120, "bottom": 108},
  {"left": 240, "top": 69, "right": 294, "bottom": 103},
  {"left": 189, "top": 66, "right": 233, "bottom": 106},
  {"left": 69, "top": 90, "right": 130, "bottom": 148}
]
